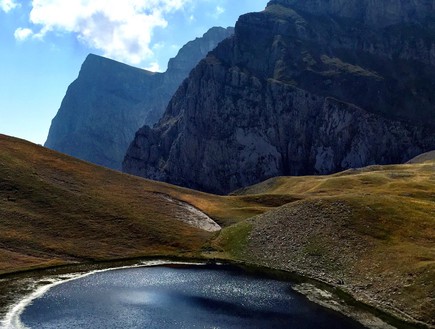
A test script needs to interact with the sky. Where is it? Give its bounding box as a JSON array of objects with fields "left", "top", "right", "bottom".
[{"left": 0, "top": 0, "right": 268, "bottom": 145}]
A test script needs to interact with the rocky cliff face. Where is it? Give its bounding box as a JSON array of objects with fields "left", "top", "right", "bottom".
[
  {"left": 268, "top": 0, "right": 435, "bottom": 28},
  {"left": 123, "top": 0, "right": 435, "bottom": 194},
  {"left": 44, "top": 27, "right": 233, "bottom": 170}
]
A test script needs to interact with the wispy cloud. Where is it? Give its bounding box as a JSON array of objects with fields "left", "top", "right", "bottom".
[
  {"left": 16, "top": 0, "right": 192, "bottom": 65},
  {"left": 215, "top": 6, "right": 225, "bottom": 16},
  {"left": 0, "top": 0, "right": 19, "bottom": 13}
]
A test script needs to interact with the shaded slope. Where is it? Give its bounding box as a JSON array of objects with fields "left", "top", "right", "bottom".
[{"left": 45, "top": 54, "right": 158, "bottom": 170}]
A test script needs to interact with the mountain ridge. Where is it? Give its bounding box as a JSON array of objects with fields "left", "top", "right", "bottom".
[
  {"left": 123, "top": 1, "right": 435, "bottom": 194},
  {"left": 45, "top": 27, "right": 234, "bottom": 170}
]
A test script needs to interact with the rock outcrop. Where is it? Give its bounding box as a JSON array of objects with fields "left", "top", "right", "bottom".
[
  {"left": 45, "top": 27, "right": 234, "bottom": 170},
  {"left": 123, "top": 0, "right": 435, "bottom": 194}
]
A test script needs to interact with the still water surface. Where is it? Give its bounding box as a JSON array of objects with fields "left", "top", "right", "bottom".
[{"left": 21, "top": 264, "right": 366, "bottom": 329}]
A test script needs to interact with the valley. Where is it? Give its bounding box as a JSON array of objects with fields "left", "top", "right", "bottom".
[
  {"left": 0, "top": 134, "right": 433, "bottom": 328},
  {"left": 1, "top": 0, "right": 434, "bottom": 328}
]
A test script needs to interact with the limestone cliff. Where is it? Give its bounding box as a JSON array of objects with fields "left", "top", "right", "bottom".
[
  {"left": 44, "top": 27, "right": 233, "bottom": 170},
  {"left": 123, "top": 1, "right": 435, "bottom": 194}
]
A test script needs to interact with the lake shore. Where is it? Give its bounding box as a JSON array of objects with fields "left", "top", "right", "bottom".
[{"left": 0, "top": 257, "right": 431, "bottom": 329}]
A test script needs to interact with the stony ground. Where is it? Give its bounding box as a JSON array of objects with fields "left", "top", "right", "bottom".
[{"left": 233, "top": 198, "right": 434, "bottom": 328}]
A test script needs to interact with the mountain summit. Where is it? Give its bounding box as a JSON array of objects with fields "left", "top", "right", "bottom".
[
  {"left": 45, "top": 27, "right": 234, "bottom": 170},
  {"left": 123, "top": 0, "right": 435, "bottom": 194}
]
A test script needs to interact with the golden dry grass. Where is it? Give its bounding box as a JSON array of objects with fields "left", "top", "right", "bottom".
[
  {"left": 0, "top": 134, "right": 296, "bottom": 275},
  {"left": 0, "top": 135, "right": 211, "bottom": 274}
]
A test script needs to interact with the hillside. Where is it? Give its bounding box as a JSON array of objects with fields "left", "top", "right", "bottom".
[
  {"left": 0, "top": 134, "right": 287, "bottom": 275},
  {"left": 216, "top": 161, "right": 435, "bottom": 326},
  {"left": 0, "top": 134, "right": 434, "bottom": 327}
]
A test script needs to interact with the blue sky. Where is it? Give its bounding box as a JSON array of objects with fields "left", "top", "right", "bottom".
[{"left": 0, "top": 0, "right": 267, "bottom": 145}]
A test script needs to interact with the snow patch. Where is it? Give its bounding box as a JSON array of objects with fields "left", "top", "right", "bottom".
[{"left": 162, "top": 195, "right": 221, "bottom": 232}]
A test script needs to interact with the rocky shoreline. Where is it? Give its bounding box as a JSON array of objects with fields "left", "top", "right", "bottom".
[{"left": 219, "top": 257, "right": 433, "bottom": 329}]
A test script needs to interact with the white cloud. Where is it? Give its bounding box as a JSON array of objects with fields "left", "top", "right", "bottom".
[
  {"left": 14, "top": 28, "right": 34, "bottom": 41},
  {"left": 19, "top": 0, "right": 192, "bottom": 65},
  {"left": 0, "top": 0, "right": 19, "bottom": 13},
  {"left": 145, "top": 61, "right": 161, "bottom": 72}
]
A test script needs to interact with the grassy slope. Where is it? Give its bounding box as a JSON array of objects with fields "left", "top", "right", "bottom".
[
  {"left": 0, "top": 134, "right": 293, "bottom": 275},
  {"left": 216, "top": 161, "right": 435, "bottom": 325},
  {"left": 0, "top": 135, "right": 207, "bottom": 273}
]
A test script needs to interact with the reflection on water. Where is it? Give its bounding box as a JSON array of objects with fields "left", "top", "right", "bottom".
[{"left": 20, "top": 265, "right": 366, "bottom": 329}]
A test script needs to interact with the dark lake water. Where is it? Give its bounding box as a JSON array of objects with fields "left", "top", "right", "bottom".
[{"left": 19, "top": 264, "right": 366, "bottom": 329}]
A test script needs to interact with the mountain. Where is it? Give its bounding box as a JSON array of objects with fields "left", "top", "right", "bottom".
[
  {"left": 268, "top": 0, "right": 435, "bottom": 28},
  {"left": 123, "top": 0, "right": 435, "bottom": 194},
  {"left": 44, "top": 27, "right": 234, "bottom": 170}
]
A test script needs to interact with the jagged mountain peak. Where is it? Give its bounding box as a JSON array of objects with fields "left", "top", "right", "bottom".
[{"left": 167, "top": 27, "right": 234, "bottom": 72}]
